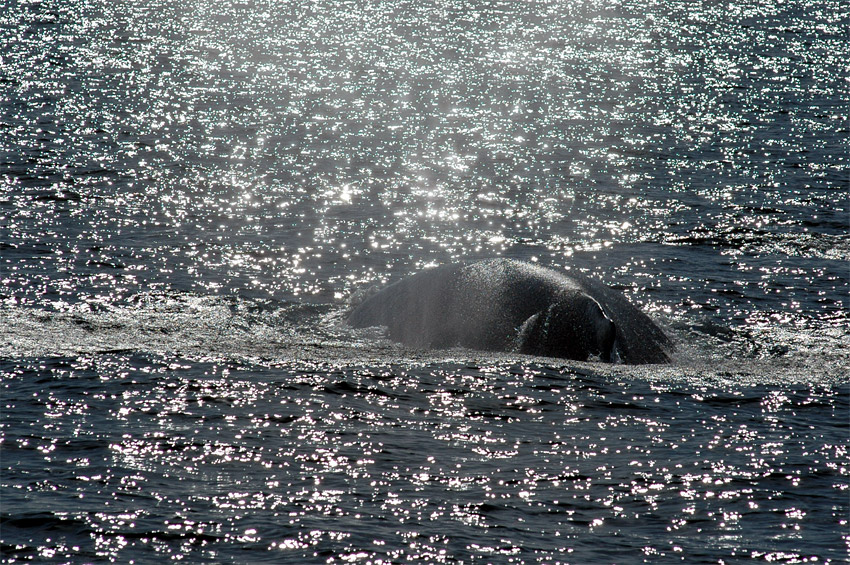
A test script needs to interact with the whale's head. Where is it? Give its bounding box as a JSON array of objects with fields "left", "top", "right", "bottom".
[{"left": 517, "top": 293, "right": 617, "bottom": 362}]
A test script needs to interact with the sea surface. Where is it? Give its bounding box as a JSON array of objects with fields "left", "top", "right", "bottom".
[{"left": 1, "top": 0, "right": 848, "bottom": 562}]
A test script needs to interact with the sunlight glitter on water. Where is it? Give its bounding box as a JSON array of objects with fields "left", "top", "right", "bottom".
[
  {"left": 3, "top": 354, "right": 846, "bottom": 562},
  {"left": 4, "top": 0, "right": 846, "bottom": 318},
  {"left": 2, "top": 0, "right": 848, "bottom": 562}
]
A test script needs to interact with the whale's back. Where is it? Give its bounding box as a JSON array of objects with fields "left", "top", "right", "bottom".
[{"left": 348, "top": 259, "right": 673, "bottom": 364}]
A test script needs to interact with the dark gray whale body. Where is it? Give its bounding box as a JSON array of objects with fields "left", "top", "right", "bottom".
[{"left": 348, "top": 259, "right": 672, "bottom": 364}]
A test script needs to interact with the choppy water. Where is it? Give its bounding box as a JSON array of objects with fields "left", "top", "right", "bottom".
[{"left": 1, "top": 0, "right": 848, "bottom": 562}]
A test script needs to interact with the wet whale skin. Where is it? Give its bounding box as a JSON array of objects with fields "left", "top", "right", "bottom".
[{"left": 348, "top": 259, "right": 672, "bottom": 364}]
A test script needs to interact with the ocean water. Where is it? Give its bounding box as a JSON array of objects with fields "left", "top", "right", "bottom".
[{"left": 1, "top": 0, "right": 848, "bottom": 562}]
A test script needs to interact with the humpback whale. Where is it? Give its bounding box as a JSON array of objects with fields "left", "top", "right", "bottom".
[{"left": 348, "top": 258, "right": 672, "bottom": 364}]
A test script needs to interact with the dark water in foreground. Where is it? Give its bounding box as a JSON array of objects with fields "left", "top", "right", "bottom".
[
  {"left": 2, "top": 0, "right": 848, "bottom": 562},
  {"left": 2, "top": 355, "right": 848, "bottom": 563}
]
